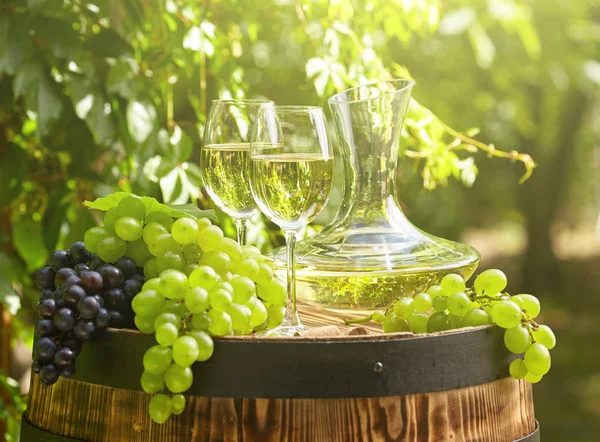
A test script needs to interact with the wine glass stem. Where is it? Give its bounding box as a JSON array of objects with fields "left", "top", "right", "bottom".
[
  {"left": 283, "top": 229, "right": 301, "bottom": 327},
  {"left": 235, "top": 218, "right": 249, "bottom": 245}
]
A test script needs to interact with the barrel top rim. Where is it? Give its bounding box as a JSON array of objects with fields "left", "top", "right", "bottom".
[{"left": 105, "top": 324, "right": 495, "bottom": 343}]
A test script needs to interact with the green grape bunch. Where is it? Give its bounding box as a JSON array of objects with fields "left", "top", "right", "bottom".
[
  {"left": 347, "top": 269, "right": 556, "bottom": 385},
  {"left": 82, "top": 194, "right": 286, "bottom": 423}
]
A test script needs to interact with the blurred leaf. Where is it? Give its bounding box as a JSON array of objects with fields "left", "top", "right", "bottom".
[
  {"left": 0, "top": 146, "right": 28, "bottom": 207},
  {"left": 306, "top": 57, "right": 327, "bottom": 77},
  {"left": 106, "top": 57, "right": 140, "bottom": 98},
  {"left": 170, "top": 125, "right": 193, "bottom": 163},
  {"left": 166, "top": 204, "right": 213, "bottom": 219},
  {"left": 37, "top": 74, "right": 63, "bottom": 136},
  {"left": 467, "top": 21, "right": 496, "bottom": 69},
  {"left": 438, "top": 7, "right": 475, "bottom": 36},
  {"left": 0, "top": 253, "right": 20, "bottom": 314},
  {"left": 183, "top": 26, "right": 214, "bottom": 56},
  {"left": 84, "top": 29, "right": 134, "bottom": 58},
  {"left": 127, "top": 99, "right": 156, "bottom": 144},
  {"left": 27, "top": 0, "right": 49, "bottom": 8},
  {"left": 13, "top": 59, "right": 43, "bottom": 98},
  {"left": 159, "top": 168, "right": 182, "bottom": 203},
  {"left": 583, "top": 60, "right": 600, "bottom": 85},
  {"left": 31, "top": 16, "right": 79, "bottom": 58},
  {"left": 143, "top": 155, "right": 175, "bottom": 182},
  {"left": 12, "top": 217, "right": 48, "bottom": 272}
]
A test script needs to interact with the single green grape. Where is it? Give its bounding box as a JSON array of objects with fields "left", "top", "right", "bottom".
[
  {"left": 185, "top": 287, "right": 210, "bottom": 314},
  {"left": 440, "top": 274, "right": 466, "bottom": 296},
  {"left": 115, "top": 216, "right": 143, "bottom": 241},
  {"left": 491, "top": 300, "right": 522, "bottom": 329},
  {"left": 143, "top": 277, "right": 161, "bottom": 291},
  {"left": 143, "top": 345, "right": 172, "bottom": 374},
  {"left": 532, "top": 325, "right": 556, "bottom": 350},
  {"left": 183, "top": 263, "right": 199, "bottom": 277},
  {"left": 394, "top": 298, "right": 415, "bottom": 318},
  {"left": 189, "top": 266, "right": 220, "bottom": 291},
  {"left": 257, "top": 279, "right": 286, "bottom": 306},
  {"left": 227, "top": 303, "right": 252, "bottom": 331},
  {"left": 509, "top": 359, "right": 528, "bottom": 380},
  {"left": 97, "top": 236, "right": 127, "bottom": 263},
  {"left": 132, "top": 290, "right": 166, "bottom": 317},
  {"left": 171, "top": 218, "right": 200, "bottom": 245},
  {"left": 382, "top": 313, "right": 410, "bottom": 333},
  {"left": 513, "top": 294, "right": 540, "bottom": 319},
  {"left": 372, "top": 311, "right": 386, "bottom": 323},
  {"left": 149, "top": 234, "right": 179, "bottom": 257},
  {"left": 447, "top": 292, "right": 470, "bottom": 317},
  {"left": 407, "top": 313, "right": 428, "bottom": 334},
  {"left": 427, "top": 312, "right": 452, "bottom": 333},
  {"left": 126, "top": 239, "right": 152, "bottom": 266},
  {"left": 154, "top": 313, "right": 181, "bottom": 329},
  {"left": 156, "top": 323, "right": 180, "bottom": 347},
  {"left": 172, "top": 336, "right": 199, "bottom": 367},
  {"left": 220, "top": 237, "right": 243, "bottom": 262},
  {"left": 525, "top": 371, "right": 543, "bottom": 383},
  {"left": 209, "top": 289, "right": 233, "bottom": 311},
  {"left": 196, "top": 217, "right": 212, "bottom": 231},
  {"left": 524, "top": 343, "right": 551, "bottom": 376},
  {"left": 474, "top": 269, "right": 507, "bottom": 295},
  {"left": 462, "top": 308, "right": 491, "bottom": 327},
  {"left": 182, "top": 243, "right": 203, "bottom": 262},
  {"left": 156, "top": 251, "right": 185, "bottom": 273},
  {"left": 230, "top": 276, "right": 256, "bottom": 304},
  {"left": 135, "top": 315, "right": 157, "bottom": 334},
  {"left": 254, "top": 263, "right": 274, "bottom": 285},
  {"left": 196, "top": 225, "right": 224, "bottom": 252},
  {"left": 504, "top": 325, "right": 531, "bottom": 354},
  {"left": 200, "top": 251, "right": 230, "bottom": 276},
  {"left": 426, "top": 285, "right": 444, "bottom": 298},
  {"left": 141, "top": 370, "right": 165, "bottom": 393},
  {"left": 103, "top": 208, "right": 120, "bottom": 229},
  {"left": 145, "top": 211, "right": 174, "bottom": 230},
  {"left": 215, "top": 281, "right": 234, "bottom": 293},
  {"left": 191, "top": 312, "right": 211, "bottom": 331},
  {"left": 171, "top": 394, "right": 186, "bottom": 415},
  {"left": 188, "top": 330, "right": 214, "bottom": 361},
  {"left": 246, "top": 297, "right": 268, "bottom": 327},
  {"left": 117, "top": 196, "right": 146, "bottom": 221},
  {"left": 208, "top": 309, "right": 233, "bottom": 336},
  {"left": 144, "top": 258, "right": 159, "bottom": 280},
  {"left": 164, "top": 363, "right": 193, "bottom": 393},
  {"left": 267, "top": 304, "right": 285, "bottom": 328},
  {"left": 159, "top": 270, "right": 189, "bottom": 300},
  {"left": 237, "top": 258, "right": 259, "bottom": 280},
  {"left": 413, "top": 293, "right": 433, "bottom": 312},
  {"left": 149, "top": 394, "right": 172, "bottom": 424},
  {"left": 450, "top": 314, "right": 464, "bottom": 329},
  {"left": 143, "top": 223, "right": 168, "bottom": 245},
  {"left": 84, "top": 226, "right": 114, "bottom": 253},
  {"left": 432, "top": 296, "right": 447, "bottom": 312},
  {"left": 162, "top": 300, "right": 188, "bottom": 318},
  {"left": 242, "top": 245, "right": 262, "bottom": 257}
]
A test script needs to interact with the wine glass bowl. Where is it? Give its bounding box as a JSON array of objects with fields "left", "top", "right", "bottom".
[
  {"left": 201, "top": 99, "right": 274, "bottom": 244},
  {"left": 250, "top": 105, "right": 334, "bottom": 336}
]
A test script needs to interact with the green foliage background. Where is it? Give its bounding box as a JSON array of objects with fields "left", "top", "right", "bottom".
[{"left": 1, "top": 0, "right": 599, "bottom": 440}]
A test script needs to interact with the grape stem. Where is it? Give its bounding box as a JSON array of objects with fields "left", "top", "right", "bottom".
[{"left": 343, "top": 314, "right": 374, "bottom": 325}]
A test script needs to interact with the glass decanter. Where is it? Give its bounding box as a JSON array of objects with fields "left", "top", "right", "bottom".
[{"left": 273, "top": 79, "right": 480, "bottom": 312}]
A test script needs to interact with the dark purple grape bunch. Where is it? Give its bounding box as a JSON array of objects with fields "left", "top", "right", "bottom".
[{"left": 33, "top": 242, "right": 145, "bottom": 385}]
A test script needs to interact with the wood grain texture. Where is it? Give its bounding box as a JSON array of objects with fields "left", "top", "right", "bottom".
[{"left": 26, "top": 376, "right": 535, "bottom": 442}]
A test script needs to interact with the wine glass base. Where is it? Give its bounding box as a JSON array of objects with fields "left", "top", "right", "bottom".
[{"left": 255, "top": 324, "right": 307, "bottom": 337}]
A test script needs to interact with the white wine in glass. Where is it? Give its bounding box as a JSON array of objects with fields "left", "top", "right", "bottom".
[
  {"left": 250, "top": 105, "right": 334, "bottom": 336},
  {"left": 201, "top": 99, "right": 274, "bottom": 244}
]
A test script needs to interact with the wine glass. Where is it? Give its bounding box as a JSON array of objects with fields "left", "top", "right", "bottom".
[
  {"left": 249, "top": 105, "right": 334, "bottom": 336},
  {"left": 201, "top": 99, "right": 274, "bottom": 244}
]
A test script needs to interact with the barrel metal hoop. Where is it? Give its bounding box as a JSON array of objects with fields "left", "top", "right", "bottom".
[
  {"left": 72, "top": 326, "right": 517, "bottom": 398},
  {"left": 20, "top": 414, "right": 541, "bottom": 442}
]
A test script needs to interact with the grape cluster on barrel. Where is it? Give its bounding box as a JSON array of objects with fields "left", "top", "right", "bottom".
[
  {"left": 79, "top": 195, "right": 285, "bottom": 423},
  {"left": 363, "top": 269, "right": 556, "bottom": 384},
  {"left": 33, "top": 242, "right": 145, "bottom": 385}
]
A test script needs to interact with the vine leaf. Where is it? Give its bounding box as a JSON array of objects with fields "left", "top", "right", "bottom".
[{"left": 84, "top": 192, "right": 216, "bottom": 220}]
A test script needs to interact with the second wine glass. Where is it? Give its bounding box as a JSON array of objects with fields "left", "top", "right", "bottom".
[
  {"left": 250, "top": 105, "right": 334, "bottom": 336},
  {"left": 201, "top": 99, "right": 274, "bottom": 244}
]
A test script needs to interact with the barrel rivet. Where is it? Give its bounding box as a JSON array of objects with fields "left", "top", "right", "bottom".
[{"left": 373, "top": 362, "right": 384, "bottom": 373}]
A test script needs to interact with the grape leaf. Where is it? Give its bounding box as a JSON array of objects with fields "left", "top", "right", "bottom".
[{"left": 84, "top": 192, "right": 216, "bottom": 220}]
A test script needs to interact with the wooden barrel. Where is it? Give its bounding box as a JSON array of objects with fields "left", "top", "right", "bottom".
[{"left": 22, "top": 326, "right": 539, "bottom": 442}]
